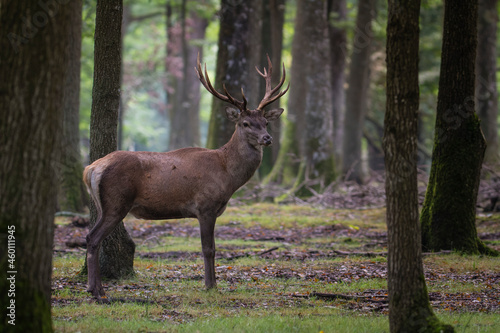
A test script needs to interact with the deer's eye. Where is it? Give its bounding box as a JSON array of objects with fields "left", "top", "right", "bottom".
[{"left": 243, "top": 122, "right": 250, "bottom": 128}]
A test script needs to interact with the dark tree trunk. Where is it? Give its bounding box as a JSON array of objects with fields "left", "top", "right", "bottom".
[
  {"left": 420, "top": 0, "right": 497, "bottom": 256},
  {"left": 168, "top": 4, "right": 207, "bottom": 150},
  {"left": 260, "top": 0, "right": 286, "bottom": 177},
  {"left": 384, "top": 1, "right": 454, "bottom": 332},
  {"left": 58, "top": 0, "right": 87, "bottom": 213},
  {"left": 86, "top": 0, "right": 136, "bottom": 279},
  {"left": 476, "top": 0, "right": 499, "bottom": 165},
  {"left": 328, "top": 0, "right": 347, "bottom": 169},
  {"left": 342, "top": 0, "right": 376, "bottom": 183},
  {"left": 0, "top": 0, "right": 71, "bottom": 331},
  {"left": 206, "top": 0, "right": 263, "bottom": 149}
]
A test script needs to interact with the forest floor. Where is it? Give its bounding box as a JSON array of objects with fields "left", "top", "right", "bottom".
[{"left": 51, "top": 187, "right": 500, "bottom": 332}]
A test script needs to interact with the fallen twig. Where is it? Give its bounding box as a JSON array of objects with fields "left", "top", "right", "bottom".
[
  {"left": 331, "top": 250, "right": 453, "bottom": 257},
  {"left": 92, "top": 297, "right": 158, "bottom": 305},
  {"left": 333, "top": 250, "right": 387, "bottom": 257},
  {"left": 55, "top": 211, "right": 89, "bottom": 218},
  {"left": 292, "top": 292, "right": 388, "bottom": 303},
  {"left": 422, "top": 250, "right": 453, "bottom": 256},
  {"left": 224, "top": 246, "right": 279, "bottom": 261},
  {"left": 258, "top": 246, "right": 279, "bottom": 256}
]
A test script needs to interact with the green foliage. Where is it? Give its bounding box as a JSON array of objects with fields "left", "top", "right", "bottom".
[
  {"left": 79, "top": 0, "right": 220, "bottom": 157},
  {"left": 76, "top": 0, "right": 459, "bottom": 175}
]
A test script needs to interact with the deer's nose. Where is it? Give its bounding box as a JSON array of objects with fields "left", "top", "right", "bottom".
[{"left": 262, "top": 134, "right": 272, "bottom": 146}]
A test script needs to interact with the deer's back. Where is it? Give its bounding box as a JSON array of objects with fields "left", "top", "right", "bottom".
[{"left": 92, "top": 149, "right": 232, "bottom": 220}]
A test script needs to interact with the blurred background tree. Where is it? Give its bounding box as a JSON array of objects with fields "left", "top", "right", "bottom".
[{"left": 68, "top": 0, "right": 498, "bottom": 223}]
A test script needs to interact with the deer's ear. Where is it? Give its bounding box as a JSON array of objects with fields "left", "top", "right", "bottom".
[
  {"left": 264, "top": 108, "right": 284, "bottom": 121},
  {"left": 225, "top": 107, "right": 240, "bottom": 122}
]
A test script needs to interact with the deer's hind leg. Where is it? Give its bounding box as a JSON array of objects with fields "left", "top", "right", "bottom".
[{"left": 86, "top": 203, "right": 131, "bottom": 298}]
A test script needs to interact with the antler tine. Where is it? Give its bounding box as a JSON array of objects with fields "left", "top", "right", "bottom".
[
  {"left": 240, "top": 87, "right": 248, "bottom": 111},
  {"left": 257, "top": 56, "right": 289, "bottom": 110},
  {"left": 222, "top": 84, "right": 247, "bottom": 111},
  {"left": 195, "top": 53, "right": 247, "bottom": 112}
]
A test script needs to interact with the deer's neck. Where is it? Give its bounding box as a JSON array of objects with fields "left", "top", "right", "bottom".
[{"left": 219, "top": 129, "right": 263, "bottom": 190}]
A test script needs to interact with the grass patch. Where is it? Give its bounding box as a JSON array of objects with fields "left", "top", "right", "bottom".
[
  {"left": 52, "top": 204, "right": 500, "bottom": 332},
  {"left": 178, "top": 313, "right": 389, "bottom": 333}
]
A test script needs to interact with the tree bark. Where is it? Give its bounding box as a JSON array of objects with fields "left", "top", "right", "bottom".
[
  {"left": 476, "top": 0, "right": 499, "bottom": 165},
  {"left": 420, "top": 0, "right": 497, "bottom": 256},
  {"left": 86, "top": 0, "right": 136, "bottom": 279},
  {"left": 384, "top": 1, "right": 454, "bottom": 332},
  {"left": 0, "top": 0, "right": 71, "bottom": 331},
  {"left": 260, "top": 0, "right": 286, "bottom": 177},
  {"left": 58, "top": 0, "right": 87, "bottom": 213},
  {"left": 302, "top": 0, "right": 335, "bottom": 189},
  {"left": 264, "top": 0, "right": 306, "bottom": 186},
  {"left": 167, "top": 2, "right": 207, "bottom": 150},
  {"left": 206, "top": 0, "right": 263, "bottom": 149},
  {"left": 342, "top": 0, "right": 376, "bottom": 183},
  {"left": 328, "top": 0, "right": 347, "bottom": 170},
  {"left": 265, "top": 0, "right": 335, "bottom": 191}
]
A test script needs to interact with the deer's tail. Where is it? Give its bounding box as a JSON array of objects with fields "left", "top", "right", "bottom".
[{"left": 83, "top": 164, "right": 104, "bottom": 223}]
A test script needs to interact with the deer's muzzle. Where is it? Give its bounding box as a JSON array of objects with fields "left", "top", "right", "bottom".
[{"left": 260, "top": 134, "right": 273, "bottom": 146}]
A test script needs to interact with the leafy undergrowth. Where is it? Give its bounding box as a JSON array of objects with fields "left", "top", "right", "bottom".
[{"left": 52, "top": 204, "right": 500, "bottom": 332}]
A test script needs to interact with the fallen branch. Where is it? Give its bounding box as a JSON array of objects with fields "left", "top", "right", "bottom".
[
  {"left": 55, "top": 211, "right": 89, "bottom": 218},
  {"left": 292, "top": 292, "right": 388, "bottom": 303},
  {"left": 422, "top": 250, "right": 453, "bottom": 256},
  {"left": 331, "top": 250, "right": 453, "bottom": 257},
  {"left": 333, "top": 250, "right": 387, "bottom": 257},
  {"left": 224, "top": 246, "right": 279, "bottom": 261},
  {"left": 93, "top": 297, "right": 158, "bottom": 305},
  {"left": 258, "top": 246, "right": 279, "bottom": 256},
  {"left": 254, "top": 237, "right": 285, "bottom": 241}
]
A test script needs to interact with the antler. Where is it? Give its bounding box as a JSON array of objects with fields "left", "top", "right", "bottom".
[
  {"left": 195, "top": 54, "right": 247, "bottom": 112},
  {"left": 256, "top": 54, "right": 290, "bottom": 111}
]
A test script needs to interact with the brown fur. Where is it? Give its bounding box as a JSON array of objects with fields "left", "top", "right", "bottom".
[
  {"left": 85, "top": 56, "right": 288, "bottom": 299},
  {"left": 84, "top": 109, "right": 283, "bottom": 298}
]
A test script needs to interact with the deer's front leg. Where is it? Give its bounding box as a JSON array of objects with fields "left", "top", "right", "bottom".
[{"left": 198, "top": 215, "right": 217, "bottom": 289}]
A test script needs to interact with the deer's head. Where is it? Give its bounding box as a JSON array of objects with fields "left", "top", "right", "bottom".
[{"left": 196, "top": 55, "right": 289, "bottom": 148}]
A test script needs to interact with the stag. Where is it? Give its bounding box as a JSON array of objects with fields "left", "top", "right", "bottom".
[{"left": 83, "top": 55, "right": 289, "bottom": 298}]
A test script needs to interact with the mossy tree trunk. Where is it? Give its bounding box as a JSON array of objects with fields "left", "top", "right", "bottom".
[
  {"left": 342, "top": 0, "right": 376, "bottom": 184},
  {"left": 302, "top": 0, "right": 335, "bottom": 189},
  {"left": 0, "top": 0, "right": 71, "bottom": 331},
  {"left": 476, "top": 0, "right": 499, "bottom": 165},
  {"left": 260, "top": 0, "right": 285, "bottom": 177},
  {"left": 58, "top": 0, "right": 87, "bottom": 213},
  {"left": 167, "top": 2, "right": 207, "bottom": 150},
  {"left": 328, "top": 0, "right": 347, "bottom": 170},
  {"left": 265, "top": 0, "right": 335, "bottom": 192},
  {"left": 85, "top": 0, "right": 136, "bottom": 279},
  {"left": 206, "top": 0, "right": 262, "bottom": 149},
  {"left": 264, "top": 0, "right": 307, "bottom": 186},
  {"left": 420, "top": 0, "right": 497, "bottom": 256},
  {"left": 384, "top": 1, "right": 454, "bottom": 332}
]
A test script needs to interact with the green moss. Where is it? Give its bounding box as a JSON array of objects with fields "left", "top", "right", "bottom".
[
  {"left": 420, "top": 115, "right": 496, "bottom": 256},
  {"left": 391, "top": 283, "right": 454, "bottom": 332},
  {"left": 3, "top": 281, "right": 54, "bottom": 332},
  {"left": 58, "top": 154, "right": 86, "bottom": 212},
  {"left": 263, "top": 118, "right": 301, "bottom": 186}
]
